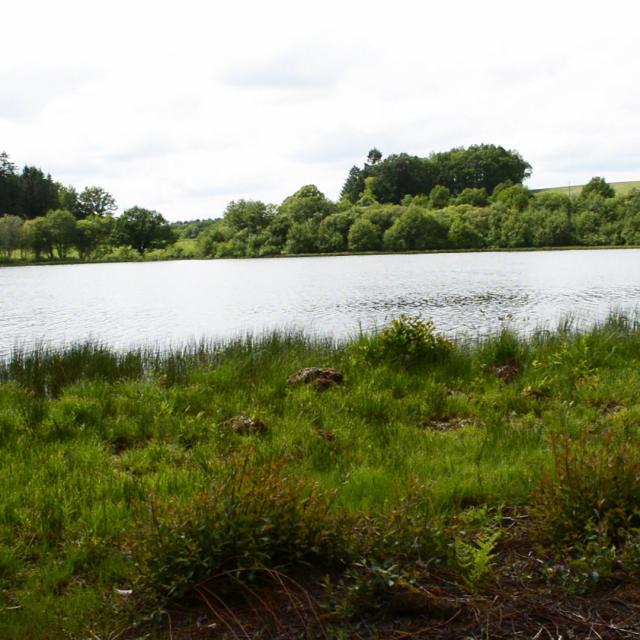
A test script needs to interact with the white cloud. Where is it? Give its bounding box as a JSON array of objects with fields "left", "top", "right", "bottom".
[{"left": 1, "top": 0, "right": 639, "bottom": 220}]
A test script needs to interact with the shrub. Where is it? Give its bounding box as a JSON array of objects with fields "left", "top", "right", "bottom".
[
  {"left": 357, "top": 316, "right": 454, "bottom": 367},
  {"left": 531, "top": 436, "right": 640, "bottom": 550},
  {"left": 101, "top": 245, "right": 142, "bottom": 262},
  {"left": 347, "top": 218, "right": 382, "bottom": 252},
  {"left": 132, "top": 458, "right": 353, "bottom": 603},
  {"left": 325, "top": 485, "right": 448, "bottom": 618}
]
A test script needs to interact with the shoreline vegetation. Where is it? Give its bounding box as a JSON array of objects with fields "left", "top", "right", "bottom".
[
  {"left": 2, "top": 316, "right": 640, "bottom": 637},
  {"left": 2, "top": 241, "right": 640, "bottom": 270},
  {"left": 2, "top": 146, "right": 640, "bottom": 267}
]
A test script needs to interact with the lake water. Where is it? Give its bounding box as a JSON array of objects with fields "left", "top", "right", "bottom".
[{"left": 1, "top": 249, "right": 640, "bottom": 356}]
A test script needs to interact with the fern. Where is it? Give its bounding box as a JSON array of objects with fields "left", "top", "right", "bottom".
[{"left": 454, "top": 528, "right": 500, "bottom": 589}]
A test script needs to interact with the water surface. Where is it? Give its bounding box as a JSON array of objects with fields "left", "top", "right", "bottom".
[{"left": 1, "top": 249, "right": 639, "bottom": 355}]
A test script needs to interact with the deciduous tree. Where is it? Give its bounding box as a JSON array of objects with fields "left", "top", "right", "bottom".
[
  {"left": 76, "top": 215, "right": 114, "bottom": 259},
  {"left": 114, "top": 207, "right": 174, "bottom": 254},
  {"left": 223, "top": 199, "right": 274, "bottom": 233},
  {"left": 0, "top": 215, "right": 23, "bottom": 258},
  {"left": 348, "top": 217, "right": 382, "bottom": 252},
  {"left": 581, "top": 176, "right": 615, "bottom": 199},
  {"left": 77, "top": 186, "right": 117, "bottom": 218},
  {"left": 279, "top": 185, "right": 334, "bottom": 223},
  {"left": 46, "top": 209, "right": 77, "bottom": 259}
]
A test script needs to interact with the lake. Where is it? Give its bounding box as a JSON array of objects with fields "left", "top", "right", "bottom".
[{"left": 1, "top": 248, "right": 639, "bottom": 356}]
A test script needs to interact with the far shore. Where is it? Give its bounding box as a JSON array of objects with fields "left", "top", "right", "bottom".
[{"left": 2, "top": 242, "right": 640, "bottom": 269}]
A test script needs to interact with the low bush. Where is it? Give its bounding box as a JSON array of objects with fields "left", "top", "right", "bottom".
[
  {"left": 101, "top": 246, "right": 142, "bottom": 262},
  {"left": 132, "top": 457, "right": 354, "bottom": 603},
  {"left": 355, "top": 315, "right": 454, "bottom": 367},
  {"left": 532, "top": 436, "right": 640, "bottom": 550}
]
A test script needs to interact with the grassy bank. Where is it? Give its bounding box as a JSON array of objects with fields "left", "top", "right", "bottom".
[
  {"left": 0, "top": 238, "right": 199, "bottom": 267},
  {"left": 535, "top": 179, "right": 640, "bottom": 197},
  {"left": 2, "top": 242, "right": 640, "bottom": 271},
  {"left": 2, "top": 318, "right": 640, "bottom": 638}
]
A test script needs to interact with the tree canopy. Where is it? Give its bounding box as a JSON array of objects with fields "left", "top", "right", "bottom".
[
  {"left": 581, "top": 176, "right": 616, "bottom": 200},
  {"left": 114, "top": 207, "right": 174, "bottom": 254},
  {"left": 341, "top": 144, "right": 531, "bottom": 204},
  {"left": 1, "top": 146, "right": 638, "bottom": 265},
  {"left": 77, "top": 186, "right": 118, "bottom": 218},
  {"left": 0, "top": 151, "right": 118, "bottom": 221}
]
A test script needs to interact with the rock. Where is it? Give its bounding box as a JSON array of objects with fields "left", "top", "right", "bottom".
[
  {"left": 602, "top": 401, "right": 625, "bottom": 415},
  {"left": 226, "top": 414, "right": 267, "bottom": 435},
  {"left": 495, "top": 363, "right": 519, "bottom": 383},
  {"left": 286, "top": 367, "right": 343, "bottom": 390},
  {"left": 419, "top": 416, "right": 473, "bottom": 432}
]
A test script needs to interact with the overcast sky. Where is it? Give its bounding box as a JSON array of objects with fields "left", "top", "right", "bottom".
[{"left": 2, "top": 0, "right": 639, "bottom": 221}]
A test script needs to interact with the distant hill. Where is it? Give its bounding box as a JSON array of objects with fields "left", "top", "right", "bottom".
[{"left": 534, "top": 180, "right": 640, "bottom": 197}]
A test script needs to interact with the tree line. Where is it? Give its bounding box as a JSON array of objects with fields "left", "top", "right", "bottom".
[
  {"left": 0, "top": 151, "right": 174, "bottom": 260},
  {"left": 341, "top": 144, "right": 531, "bottom": 204},
  {"left": 2, "top": 146, "right": 639, "bottom": 263},
  {"left": 194, "top": 157, "right": 640, "bottom": 258}
]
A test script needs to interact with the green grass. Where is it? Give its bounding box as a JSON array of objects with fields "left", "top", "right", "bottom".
[
  {"left": 2, "top": 318, "right": 640, "bottom": 637},
  {"left": 0, "top": 238, "right": 199, "bottom": 266},
  {"left": 535, "top": 180, "right": 640, "bottom": 197}
]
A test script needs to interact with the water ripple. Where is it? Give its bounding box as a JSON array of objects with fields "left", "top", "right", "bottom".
[{"left": 2, "top": 249, "right": 640, "bottom": 356}]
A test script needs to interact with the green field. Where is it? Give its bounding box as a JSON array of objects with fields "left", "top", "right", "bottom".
[
  {"left": 2, "top": 316, "right": 640, "bottom": 637},
  {"left": 535, "top": 180, "right": 640, "bottom": 197}
]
